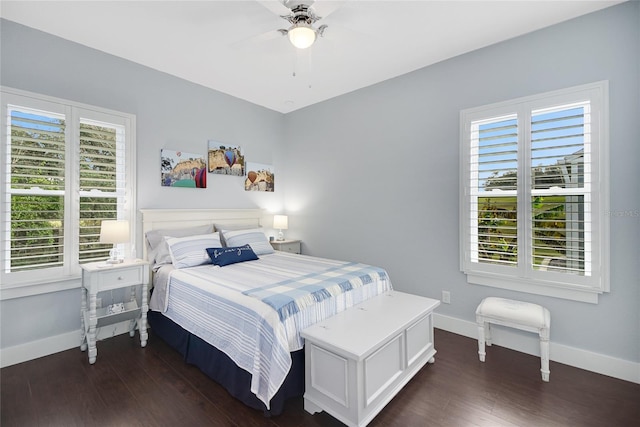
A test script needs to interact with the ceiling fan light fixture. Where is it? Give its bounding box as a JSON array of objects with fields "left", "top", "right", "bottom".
[{"left": 288, "top": 22, "right": 317, "bottom": 49}]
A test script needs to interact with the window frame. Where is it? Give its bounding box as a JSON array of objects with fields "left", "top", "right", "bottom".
[
  {"left": 1, "top": 87, "right": 137, "bottom": 299},
  {"left": 459, "top": 81, "right": 609, "bottom": 303}
]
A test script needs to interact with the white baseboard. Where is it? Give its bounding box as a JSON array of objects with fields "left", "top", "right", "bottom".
[
  {"left": 434, "top": 313, "right": 640, "bottom": 384},
  {"left": 1, "top": 330, "right": 79, "bottom": 368},
  {"left": 3, "top": 314, "right": 639, "bottom": 386},
  {"left": 1, "top": 321, "right": 136, "bottom": 368}
]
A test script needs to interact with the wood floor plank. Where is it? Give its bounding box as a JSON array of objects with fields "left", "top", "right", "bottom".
[
  {"left": 2, "top": 328, "right": 639, "bottom": 427},
  {"left": 0, "top": 364, "right": 37, "bottom": 427},
  {"left": 103, "top": 333, "right": 228, "bottom": 426}
]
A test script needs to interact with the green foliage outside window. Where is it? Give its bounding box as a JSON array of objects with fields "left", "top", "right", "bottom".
[
  {"left": 478, "top": 163, "right": 584, "bottom": 271},
  {"left": 9, "top": 115, "right": 119, "bottom": 271}
]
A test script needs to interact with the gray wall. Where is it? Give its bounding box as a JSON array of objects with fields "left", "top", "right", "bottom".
[
  {"left": 0, "top": 19, "right": 285, "bottom": 349},
  {"left": 1, "top": 2, "right": 639, "bottom": 365},
  {"left": 283, "top": 2, "right": 639, "bottom": 362}
]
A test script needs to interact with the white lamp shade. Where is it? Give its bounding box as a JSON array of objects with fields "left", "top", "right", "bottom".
[
  {"left": 288, "top": 23, "right": 317, "bottom": 49},
  {"left": 273, "top": 215, "right": 289, "bottom": 230},
  {"left": 99, "top": 220, "right": 130, "bottom": 244}
]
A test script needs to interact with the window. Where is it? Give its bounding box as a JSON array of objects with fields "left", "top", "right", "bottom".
[
  {"left": 460, "top": 82, "right": 609, "bottom": 303},
  {"left": 1, "top": 87, "right": 135, "bottom": 293}
]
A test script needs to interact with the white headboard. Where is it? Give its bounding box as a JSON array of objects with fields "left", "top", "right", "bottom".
[{"left": 139, "top": 208, "right": 266, "bottom": 261}]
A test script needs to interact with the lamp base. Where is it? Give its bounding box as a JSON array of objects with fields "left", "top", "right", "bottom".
[
  {"left": 277, "top": 230, "right": 284, "bottom": 241},
  {"left": 106, "top": 247, "right": 124, "bottom": 264}
]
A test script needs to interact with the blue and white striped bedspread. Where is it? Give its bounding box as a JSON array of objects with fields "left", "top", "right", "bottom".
[
  {"left": 242, "top": 262, "right": 388, "bottom": 323},
  {"left": 153, "top": 252, "right": 392, "bottom": 409}
]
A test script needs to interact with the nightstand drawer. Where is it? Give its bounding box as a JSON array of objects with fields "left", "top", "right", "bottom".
[
  {"left": 279, "top": 242, "right": 300, "bottom": 253},
  {"left": 98, "top": 266, "right": 143, "bottom": 289},
  {"left": 270, "top": 240, "right": 301, "bottom": 254}
]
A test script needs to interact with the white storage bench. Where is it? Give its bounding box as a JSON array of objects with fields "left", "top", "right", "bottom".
[
  {"left": 475, "top": 297, "right": 551, "bottom": 381},
  {"left": 301, "top": 291, "right": 440, "bottom": 427}
]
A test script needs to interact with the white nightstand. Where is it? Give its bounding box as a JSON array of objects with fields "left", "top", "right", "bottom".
[
  {"left": 80, "top": 259, "right": 150, "bottom": 364},
  {"left": 270, "top": 239, "right": 301, "bottom": 254}
]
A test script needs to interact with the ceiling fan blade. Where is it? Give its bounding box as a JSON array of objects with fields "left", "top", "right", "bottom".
[
  {"left": 256, "top": 0, "right": 292, "bottom": 16},
  {"left": 310, "top": 0, "right": 347, "bottom": 20},
  {"left": 230, "top": 29, "right": 287, "bottom": 50},
  {"left": 318, "top": 22, "right": 372, "bottom": 47}
]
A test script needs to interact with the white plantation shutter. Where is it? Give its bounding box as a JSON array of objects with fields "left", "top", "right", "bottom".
[
  {"left": 530, "top": 104, "right": 590, "bottom": 276},
  {"left": 470, "top": 114, "right": 518, "bottom": 267},
  {"left": 1, "top": 87, "right": 135, "bottom": 288},
  {"left": 461, "top": 82, "right": 609, "bottom": 302},
  {"left": 78, "top": 120, "right": 127, "bottom": 263},
  {"left": 5, "top": 107, "right": 67, "bottom": 271}
]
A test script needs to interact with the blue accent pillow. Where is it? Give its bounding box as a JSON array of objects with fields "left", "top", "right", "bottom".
[{"left": 206, "top": 244, "right": 259, "bottom": 267}]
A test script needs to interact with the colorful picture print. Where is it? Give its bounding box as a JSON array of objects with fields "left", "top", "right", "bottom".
[
  {"left": 160, "top": 149, "right": 207, "bottom": 188},
  {"left": 244, "top": 162, "right": 274, "bottom": 192},
  {"left": 208, "top": 141, "right": 245, "bottom": 176}
]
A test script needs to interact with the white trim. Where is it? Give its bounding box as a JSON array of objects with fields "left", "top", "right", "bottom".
[
  {"left": 0, "top": 330, "right": 79, "bottom": 368},
  {"left": 0, "top": 276, "right": 80, "bottom": 300},
  {"left": 466, "top": 273, "right": 600, "bottom": 304},
  {"left": 1, "top": 86, "right": 135, "bottom": 120},
  {"left": 460, "top": 81, "right": 610, "bottom": 302},
  {"left": 5, "top": 312, "right": 637, "bottom": 385},
  {"left": 0, "top": 321, "right": 137, "bottom": 368},
  {"left": 0, "top": 86, "right": 137, "bottom": 289},
  {"left": 434, "top": 313, "right": 640, "bottom": 384}
]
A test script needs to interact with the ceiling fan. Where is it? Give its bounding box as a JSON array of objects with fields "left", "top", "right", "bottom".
[
  {"left": 278, "top": 2, "right": 327, "bottom": 49},
  {"left": 258, "top": 0, "right": 347, "bottom": 49}
]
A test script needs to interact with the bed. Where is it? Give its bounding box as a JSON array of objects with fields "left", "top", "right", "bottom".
[{"left": 140, "top": 209, "right": 393, "bottom": 416}]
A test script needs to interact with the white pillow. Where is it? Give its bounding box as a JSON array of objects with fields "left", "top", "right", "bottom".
[
  {"left": 213, "top": 223, "right": 259, "bottom": 246},
  {"left": 222, "top": 228, "right": 274, "bottom": 255},
  {"left": 166, "top": 232, "right": 222, "bottom": 269},
  {"left": 145, "top": 224, "right": 213, "bottom": 267}
]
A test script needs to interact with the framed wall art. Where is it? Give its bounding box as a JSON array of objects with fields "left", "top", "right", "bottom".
[
  {"left": 161, "top": 149, "right": 207, "bottom": 188},
  {"left": 208, "top": 141, "right": 245, "bottom": 176},
  {"left": 245, "top": 162, "right": 274, "bottom": 192}
]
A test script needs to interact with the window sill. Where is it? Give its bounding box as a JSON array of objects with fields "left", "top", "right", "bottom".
[
  {"left": 466, "top": 272, "right": 603, "bottom": 304},
  {"left": 0, "top": 276, "right": 81, "bottom": 300}
]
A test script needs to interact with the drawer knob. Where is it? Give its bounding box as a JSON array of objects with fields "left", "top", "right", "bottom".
[{"left": 117, "top": 276, "right": 123, "bottom": 280}]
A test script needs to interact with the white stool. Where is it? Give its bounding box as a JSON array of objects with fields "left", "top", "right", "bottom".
[{"left": 476, "top": 297, "right": 551, "bottom": 381}]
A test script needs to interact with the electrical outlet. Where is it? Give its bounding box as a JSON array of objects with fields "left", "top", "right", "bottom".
[{"left": 442, "top": 291, "right": 451, "bottom": 304}]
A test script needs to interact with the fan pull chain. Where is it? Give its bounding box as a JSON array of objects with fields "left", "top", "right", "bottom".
[
  {"left": 292, "top": 48, "right": 298, "bottom": 78},
  {"left": 307, "top": 48, "right": 313, "bottom": 89},
  {"left": 290, "top": 48, "right": 313, "bottom": 89}
]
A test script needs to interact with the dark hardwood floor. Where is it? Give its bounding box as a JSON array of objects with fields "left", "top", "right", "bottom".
[{"left": 2, "top": 328, "right": 638, "bottom": 427}]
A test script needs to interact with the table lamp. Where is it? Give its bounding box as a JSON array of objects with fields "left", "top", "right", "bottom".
[
  {"left": 273, "top": 215, "right": 288, "bottom": 241},
  {"left": 99, "top": 220, "right": 129, "bottom": 264}
]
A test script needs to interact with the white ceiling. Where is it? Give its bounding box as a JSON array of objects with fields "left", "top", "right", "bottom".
[{"left": 0, "top": 0, "right": 624, "bottom": 113}]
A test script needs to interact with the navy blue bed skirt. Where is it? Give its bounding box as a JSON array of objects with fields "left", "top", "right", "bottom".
[{"left": 147, "top": 310, "right": 304, "bottom": 416}]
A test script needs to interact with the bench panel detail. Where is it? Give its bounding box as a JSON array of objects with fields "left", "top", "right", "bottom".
[{"left": 301, "top": 291, "right": 440, "bottom": 427}]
